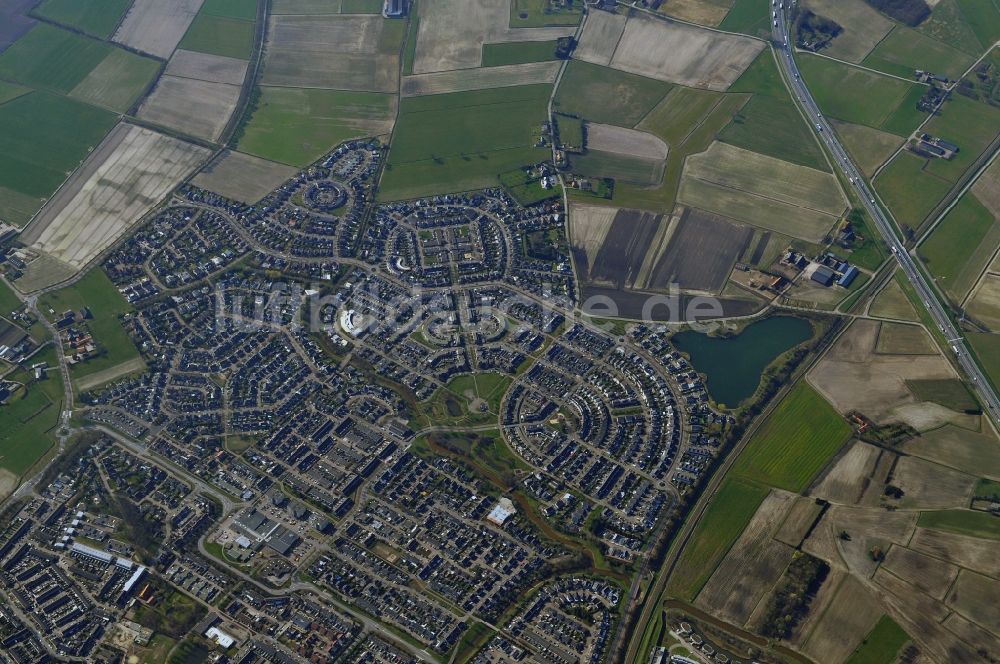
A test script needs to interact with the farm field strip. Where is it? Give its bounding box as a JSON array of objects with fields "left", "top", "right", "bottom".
[
  {"left": 113, "top": 0, "right": 205, "bottom": 59},
  {"left": 400, "top": 61, "right": 560, "bottom": 96}
]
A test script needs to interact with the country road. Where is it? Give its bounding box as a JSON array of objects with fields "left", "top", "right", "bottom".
[{"left": 775, "top": 0, "right": 1000, "bottom": 424}]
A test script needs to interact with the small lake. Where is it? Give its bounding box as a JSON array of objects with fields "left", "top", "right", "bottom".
[{"left": 672, "top": 316, "right": 814, "bottom": 407}]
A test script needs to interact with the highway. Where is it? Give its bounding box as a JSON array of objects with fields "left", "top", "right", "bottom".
[{"left": 773, "top": 0, "right": 1000, "bottom": 425}]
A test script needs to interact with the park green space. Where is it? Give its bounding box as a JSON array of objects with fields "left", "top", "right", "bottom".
[
  {"left": 0, "top": 90, "right": 118, "bottom": 225},
  {"left": 32, "top": 0, "right": 132, "bottom": 38},
  {"left": 482, "top": 40, "right": 558, "bottom": 66},
  {"left": 917, "top": 509, "right": 1000, "bottom": 539},
  {"left": 797, "top": 54, "right": 925, "bottom": 134},
  {"left": 666, "top": 478, "right": 769, "bottom": 601},
  {"left": 918, "top": 192, "right": 998, "bottom": 300},
  {"left": 862, "top": 25, "right": 974, "bottom": 81},
  {"left": 874, "top": 151, "right": 952, "bottom": 230},
  {"left": 37, "top": 268, "right": 140, "bottom": 378},
  {"left": 179, "top": 13, "right": 255, "bottom": 59},
  {"left": 238, "top": 87, "right": 396, "bottom": 166},
  {"left": 380, "top": 84, "right": 551, "bottom": 200},
  {"left": 553, "top": 60, "right": 672, "bottom": 127},
  {"left": 417, "top": 373, "right": 512, "bottom": 428},
  {"left": 731, "top": 381, "right": 851, "bottom": 492},
  {"left": 845, "top": 616, "right": 910, "bottom": 664}
]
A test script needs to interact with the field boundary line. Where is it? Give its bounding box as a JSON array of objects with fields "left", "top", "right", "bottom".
[{"left": 803, "top": 48, "right": 925, "bottom": 85}]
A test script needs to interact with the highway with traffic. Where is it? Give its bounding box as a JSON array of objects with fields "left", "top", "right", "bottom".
[{"left": 773, "top": 0, "right": 1000, "bottom": 425}]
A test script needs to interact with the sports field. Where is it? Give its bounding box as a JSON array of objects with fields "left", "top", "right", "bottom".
[
  {"left": 32, "top": 0, "right": 132, "bottom": 38},
  {"left": 0, "top": 91, "right": 117, "bottom": 226},
  {"left": 379, "top": 84, "right": 551, "bottom": 201},
  {"left": 731, "top": 381, "right": 851, "bottom": 492},
  {"left": 666, "top": 478, "right": 769, "bottom": 602},
  {"left": 553, "top": 60, "right": 672, "bottom": 127},
  {"left": 237, "top": 87, "right": 396, "bottom": 166}
]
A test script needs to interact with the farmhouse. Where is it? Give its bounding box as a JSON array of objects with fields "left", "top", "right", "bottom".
[
  {"left": 811, "top": 266, "right": 835, "bottom": 286},
  {"left": 383, "top": 0, "right": 409, "bottom": 18}
]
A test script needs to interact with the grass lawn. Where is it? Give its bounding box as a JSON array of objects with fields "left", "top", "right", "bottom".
[
  {"left": 32, "top": 0, "right": 132, "bottom": 38},
  {"left": 380, "top": 84, "right": 551, "bottom": 200},
  {"left": 905, "top": 378, "right": 979, "bottom": 412},
  {"left": 0, "top": 23, "right": 114, "bottom": 93},
  {"left": 200, "top": 0, "right": 260, "bottom": 20},
  {"left": 136, "top": 634, "right": 177, "bottom": 664},
  {"left": 0, "top": 91, "right": 117, "bottom": 225},
  {"left": 666, "top": 478, "right": 769, "bottom": 602},
  {"left": 452, "top": 622, "right": 497, "bottom": 663},
  {"left": 845, "top": 616, "right": 910, "bottom": 664},
  {"left": 719, "top": 0, "right": 771, "bottom": 37},
  {"left": 874, "top": 151, "right": 952, "bottom": 230},
  {"left": 419, "top": 372, "right": 513, "bottom": 428},
  {"left": 719, "top": 94, "right": 827, "bottom": 170},
  {"left": 553, "top": 60, "right": 672, "bottom": 127},
  {"left": 732, "top": 381, "right": 851, "bottom": 492},
  {"left": 922, "top": 94, "right": 1000, "bottom": 183},
  {"left": 179, "top": 13, "right": 254, "bottom": 59},
  {"left": 37, "top": 268, "right": 140, "bottom": 378},
  {"left": 238, "top": 86, "right": 395, "bottom": 166},
  {"left": 797, "top": 54, "right": 925, "bottom": 135},
  {"left": 918, "top": 192, "right": 996, "bottom": 296},
  {"left": 482, "top": 40, "right": 558, "bottom": 66},
  {"left": 917, "top": 509, "right": 1000, "bottom": 540},
  {"left": 862, "top": 25, "right": 974, "bottom": 81}
]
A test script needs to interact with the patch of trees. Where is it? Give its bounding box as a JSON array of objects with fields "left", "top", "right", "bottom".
[
  {"left": 555, "top": 36, "right": 576, "bottom": 60},
  {"left": 760, "top": 553, "right": 829, "bottom": 639},
  {"left": 795, "top": 9, "right": 843, "bottom": 51},
  {"left": 864, "top": 0, "right": 931, "bottom": 27},
  {"left": 111, "top": 493, "right": 161, "bottom": 563}
]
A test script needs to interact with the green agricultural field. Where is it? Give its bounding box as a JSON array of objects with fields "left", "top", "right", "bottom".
[
  {"left": 179, "top": 13, "right": 255, "bottom": 59},
  {"left": 0, "top": 280, "right": 22, "bottom": 316},
  {"left": 571, "top": 151, "right": 663, "bottom": 186},
  {"left": 238, "top": 86, "right": 396, "bottom": 166},
  {"left": 732, "top": 381, "right": 851, "bottom": 492},
  {"left": 874, "top": 152, "right": 952, "bottom": 231},
  {"left": 862, "top": 25, "right": 975, "bottom": 81},
  {"left": 719, "top": 94, "right": 827, "bottom": 170},
  {"left": 68, "top": 48, "right": 161, "bottom": 113},
  {"left": 718, "top": 0, "right": 770, "bottom": 37},
  {"left": 0, "top": 91, "right": 117, "bottom": 225},
  {"left": 922, "top": 94, "right": 1000, "bottom": 183},
  {"left": 879, "top": 85, "right": 930, "bottom": 136},
  {"left": 797, "top": 54, "right": 925, "bottom": 134},
  {"left": 667, "top": 478, "right": 769, "bottom": 602},
  {"left": 37, "top": 268, "right": 140, "bottom": 378},
  {"left": 0, "top": 23, "right": 114, "bottom": 93},
  {"left": 918, "top": 193, "right": 997, "bottom": 300},
  {"left": 0, "top": 80, "right": 30, "bottom": 105},
  {"left": 845, "top": 616, "right": 910, "bottom": 664},
  {"left": 918, "top": 0, "right": 982, "bottom": 56},
  {"left": 639, "top": 86, "right": 723, "bottom": 145},
  {"left": 917, "top": 509, "right": 1000, "bottom": 540},
  {"left": 954, "top": 0, "right": 1000, "bottom": 49},
  {"left": 556, "top": 114, "right": 583, "bottom": 150},
  {"left": 32, "top": 0, "right": 132, "bottom": 38},
  {"left": 553, "top": 60, "right": 672, "bottom": 127},
  {"left": 481, "top": 40, "right": 558, "bottom": 67},
  {"left": 969, "top": 332, "right": 1000, "bottom": 393},
  {"left": 380, "top": 84, "right": 551, "bottom": 200},
  {"left": 509, "top": 0, "right": 582, "bottom": 28},
  {"left": 0, "top": 384, "right": 58, "bottom": 477},
  {"left": 200, "top": 0, "right": 260, "bottom": 20},
  {"left": 905, "top": 378, "right": 979, "bottom": 412},
  {"left": 728, "top": 50, "right": 787, "bottom": 98},
  {"left": 341, "top": 0, "right": 384, "bottom": 12}
]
